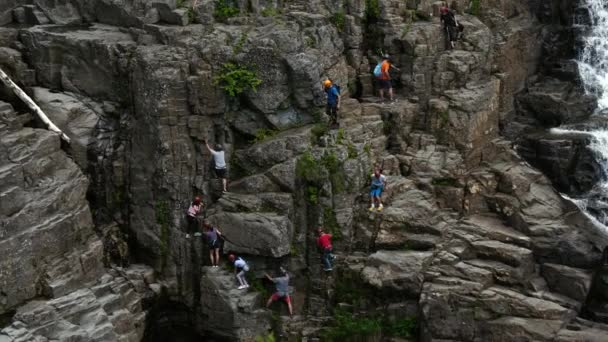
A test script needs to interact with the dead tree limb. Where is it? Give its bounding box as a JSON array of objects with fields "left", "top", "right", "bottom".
[{"left": 0, "top": 67, "right": 70, "bottom": 143}]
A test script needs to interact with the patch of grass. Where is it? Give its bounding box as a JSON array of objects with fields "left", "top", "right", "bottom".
[
  {"left": 296, "top": 151, "right": 324, "bottom": 184},
  {"left": 323, "top": 207, "right": 342, "bottom": 240},
  {"left": 322, "top": 308, "right": 382, "bottom": 341},
  {"left": 252, "top": 128, "right": 277, "bottom": 143},
  {"left": 214, "top": 0, "right": 239, "bottom": 22},
  {"left": 310, "top": 123, "right": 329, "bottom": 144},
  {"left": 384, "top": 317, "right": 416, "bottom": 337},
  {"left": 470, "top": 0, "right": 481, "bottom": 16},
  {"left": 335, "top": 128, "right": 345, "bottom": 145},
  {"left": 176, "top": 0, "right": 186, "bottom": 8},
  {"left": 347, "top": 143, "right": 358, "bottom": 159},
  {"left": 214, "top": 62, "right": 262, "bottom": 97},
  {"left": 321, "top": 151, "right": 345, "bottom": 193},
  {"left": 363, "top": 143, "right": 372, "bottom": 158},
  {"left": 331, "top": 10, "right": 346, "bottom": 32},
  {"left": 255, "top": 332, "right": 276, "bottom": 342},
  {"left": 155, "top": 200, "right": 171, "bottom": 271},
  {"left": 431, "top": 177, "right": 458, "bottom": 187},
  {"left": 232, "top": 31, "right": 249, "bottom": 55},
  {"left": 261, "top": 7, "right": 279, "bottom": 17},
  {"left": 187, "top": 7, "right": 196, "bottom": 23}
]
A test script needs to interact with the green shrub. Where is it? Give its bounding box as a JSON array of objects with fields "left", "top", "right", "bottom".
[
  {"left": 470, "top": 0, "right": 481, "bottom": 16},
  {"left": 214, "top": 0, "right": 239, "bottom": 22},
  {"left": 214, "top": 63, "right": 262, "bottom": 97},
  {"left": 255, "top": 332, "right": 276, "bottom": 342},
  {"left": 261, "top": 7, "right": 279, "bottom": 17},
  {"left": 323, "top": 207, "right": 342, "bottom": 240},
  {"left": 331, "top": 10, "right": 346, "bottom": 32},
  {"left": 364, "top": 0, "right": 380, "bottom": 22},
  {"left": 322, "top": 309, "right": 382, "bottom": 340},
  {"left": 250, "top": 277, "right": 270, "bottom": 298},
  {"left": 306, "top": 185, "right": 319, "bottom": 204},
  {"left": 347, "top": 143, "right": 358, "bottom": 159},
  {"left": 233, "top": 31, "right": 249, "bottom": 54},
  {"left": 335, "top": 128, "right": 345, "bottom": 145},
  {"left": 310, "top": 123, "right": 329, "bottom": 144},
  {"left": 321, "top": 152, "right": 345, "bottom": 193},
  {"left": 176, "top": 0, "right": 186, "bottom": 8},
  {"left": 384, "top": 317, "right": 416, "bottom": 337},
  {"left": 252, "top": 128, "right": 277, "bottom": 143},
  {"left": 296, "top": 151, "right": 324, "bottom": 184},
  {"left": 363, "top": 143, "right": 372, "bottom": 158}
]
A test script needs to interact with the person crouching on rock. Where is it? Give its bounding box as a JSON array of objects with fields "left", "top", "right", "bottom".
[
  {"left": 202, "top": 221, "right": 222, "bottom": 267},
  {"left": 265, "top": 267, "right": 293, "bottom": 317},
  {"left": 228, "top": 254, "right": 250, "bottom": 289},
  {"left": 316, "top": 227, "right": 336, "bottom": 271},
  {"left": 369, "top": 168, "right": 387, "bottom": 212},
  {"left": 185, "top": 196, "right": 203, "bottom": 239},
  {"left": 205, "top": 139, "right": 228, "bottom": 193}
]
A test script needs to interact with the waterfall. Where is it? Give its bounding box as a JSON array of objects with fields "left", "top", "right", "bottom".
[{"left": 578, "top": 0, "right": 608, "bottom": 109}]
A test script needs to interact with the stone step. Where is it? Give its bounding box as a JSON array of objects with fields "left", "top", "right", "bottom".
[
  {"left": 460, "top": 214, "right": 532, "bottom": 248},
  {"left": 471, "top": 240, "right": 534, "bottom": 270}
]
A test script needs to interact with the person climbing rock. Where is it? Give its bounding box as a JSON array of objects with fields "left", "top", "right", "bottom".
[
  {"left": 205, "top": 139, "right": 228, "bottom": 193},
  {"left": 265, "top": 267, "right": 293, "bottom": 317},
  {"left": 374, "top": 55, "right": 400, "bottom": 102},
  {"left": 228, "top": 254, "right": 250, "bottom": 289},
  {"left": 316, "top": 227, "right": 336, "bottom": 271},
  {"left": 440, "top": 5, "right": 459, "bottom": 50},
  {"left": 323, "top": 79, "right": 341, "bottom": 129},
  {"left": 185, "top": 196, "right": 203, "bottom": 239},
  {"left": 369, "top": 168, "right": 387, "bottom": 212},
  {"left": 202, "top": 221, "right": 222, "bottom": 267}
]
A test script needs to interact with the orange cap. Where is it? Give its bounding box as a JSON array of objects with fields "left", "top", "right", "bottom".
[{"left": 323, "top": 80, "right": 332, "bottom": 88}]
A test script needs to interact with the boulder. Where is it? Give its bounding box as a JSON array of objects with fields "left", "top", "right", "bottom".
[
  {"left": 361, "top": 251, "right": 434, "bottom": 296},
  {"left": 541, "top": 263, "right": 593, "bottom": 302}
]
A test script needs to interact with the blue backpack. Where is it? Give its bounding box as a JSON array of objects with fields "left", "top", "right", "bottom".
[{"left": 373, "top": 63, "right": 382, "bottom": 78}]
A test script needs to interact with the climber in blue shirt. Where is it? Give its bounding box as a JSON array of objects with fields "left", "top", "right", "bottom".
[{"left": 323, "top": 79, "right": 341, "bottom": 129}]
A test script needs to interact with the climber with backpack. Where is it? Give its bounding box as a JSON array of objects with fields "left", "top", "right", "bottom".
[
  {"left": 202, "top": 221, "right": 223, "bottom": 267},
  {"left": 440, "top": 5, "right": 459, "bottom": 49},
  {"left": 373, "top": 54, "right": 400, "bottom": 102},
  {"left": 228, "top": 254, "right": 250, "bottom": 289},
  {"left": 185, "top": 196, "right": 204, "bottom": 239},
  {"left": 323, "top": 79, "right": 341, "bottom": 129}
]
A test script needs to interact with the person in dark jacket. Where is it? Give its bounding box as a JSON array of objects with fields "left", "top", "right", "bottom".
[{"left": 440, "top": 6, "right": 459, "bottom": 49}]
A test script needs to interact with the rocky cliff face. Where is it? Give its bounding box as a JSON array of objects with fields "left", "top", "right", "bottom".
[{"left": 2, "top": 0, "right": 608, "bottom": 341}]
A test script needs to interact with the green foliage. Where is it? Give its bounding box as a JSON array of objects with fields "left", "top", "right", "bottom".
[
  {"left": 176, "top": 0, "right": 186, "bottom": 8},
  {"left": 252, "top": 128, "right": 278, "bottom": 143},
  {"left": 250, "top": 277, "right": 270, "bottom": 298},
  {"left": 364, "top": 0, "right": 380, "bottom": 22},
  {"left": 214, "top": 63, "right": 262, "bottom": 97},
  {"left": 306, "top": 185, "right": 319, "bottom": 204},
  {"left": 323, "top": 207, "right": 342, "bottom": 240},
  {"left": 363, "top": 143, "right": 372, "bottom": 158},
  {"left": 331, "top": 10, "right": 346, "bottom": 32},
  {"left": 233, "top": 31, "right": 249, "bottom": 55},
  {"left": 384, "top": 317, "right": 417, "bottom": 337},
  {"left": 155, "top": 200, "right": 171, "bottom": 271},
  {"left": 470, "top": 0, "right": 481, "bottom": 16},
  {"left": 296, "top": 151, "right": 324, "bottom": 184},
  {"left": 255, "top": 332, "right": 276, "bottom": 342},
  {"left": 334, "top": 272, "right": 371, "bottom": 305},
  {"left": 439, "top": 109, "right": 449, "bottom": 127},
  {"left": 347, "top": 143, "right": 358, "bottom": 159},
  {"left": 187, "top": 7, "right": 196, "bottom": 23},
  {"left": 431, "top": 177, "right": 458, "bottom": 187},
  {"left": 311, "top": 108, "right": 323, "bottom": 122},
  {"left": 322, "top": 309, "right": 382, "bottom": 341},
  {"left": 321, "top": 152, "right": 345, "bottom": 193},
  {"left": 214, "top": 0, "right": 239, "bottom": 22},
  {"left": 261, "top": 7, "right": 279, "bottom": 17},
  {"left": 335, "top": 128, "right": 345, "bottom": 145},
  {"left": 311, "top": 123, "right": 329, "bottom": 144}
]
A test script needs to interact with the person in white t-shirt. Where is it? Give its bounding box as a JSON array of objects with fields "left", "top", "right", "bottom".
[
  {"left": 205, "top": 139, "right": 228, "bottom": 192},
  {"left": 369, "top": 168, "right": 387, "bottom": 212}
]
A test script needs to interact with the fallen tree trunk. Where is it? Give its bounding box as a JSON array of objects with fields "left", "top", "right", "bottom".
[{"left": 0, "top": 67, "right": 70, "bottom": 143}]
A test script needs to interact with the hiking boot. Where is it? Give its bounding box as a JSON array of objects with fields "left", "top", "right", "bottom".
[
  {"left": 238, "top": 285, "right": 247, "bottom": 289},
  {"left": 369, "top": 206, "right": 375, "bottom": 212},
  {"left": 377, "top": 204, "right": 384, "bottom": 212}
]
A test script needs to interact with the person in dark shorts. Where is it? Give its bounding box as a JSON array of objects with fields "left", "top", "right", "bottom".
[
  {"left": 316, "top": 227, "right": 335, "bottom": 271},
  {"left": 205, "top": 139, "right": 228, "bottom": 193},
  {"left": 376, "top": 55, "right": 400, "bottom": 102},
  {"left": 185, "top": 196, "right": 203, "bottom": 239},
  {"left": 265, "top": 267, "right": 293, "bottom": 317},
  {"left": 202, "top": 221, "right": 222, "bottom": 267},
  {"left": 440, "top": 5, "right": 459, "bottom": 49},
  {"left": 323, "top": 79, "right": 341, "bottom": 129}
]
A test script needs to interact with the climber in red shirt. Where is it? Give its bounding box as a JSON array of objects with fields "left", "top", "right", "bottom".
[{"left": 316, "top": 227, "right": 336, "bottom": 271}]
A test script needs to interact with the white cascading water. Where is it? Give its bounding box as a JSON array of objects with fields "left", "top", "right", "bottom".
[{"left": 551, "top": 0, "right": 608, "bottom": 229}]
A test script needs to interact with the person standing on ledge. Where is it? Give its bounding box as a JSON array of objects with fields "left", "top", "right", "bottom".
[
  {"left": 374, "top": 55, "right": 400, "bottom": 102},
  {"left": 440, "top": 5, "right": 459, "bottom": 50},
  {"left": 202, "top": 221, "right": 222, "bottom": 268},
  {"left": 265, "top": 267, "right": 293, "bottom": 317},
  {"left": 205, "top": 139, "right": 228, "bottom": 193},
  {"left": 323, "top": 79, "right": 341, "bottom": 129},
  {"left": 369, "top": 168, "right": 387, "bottom": 212}
]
